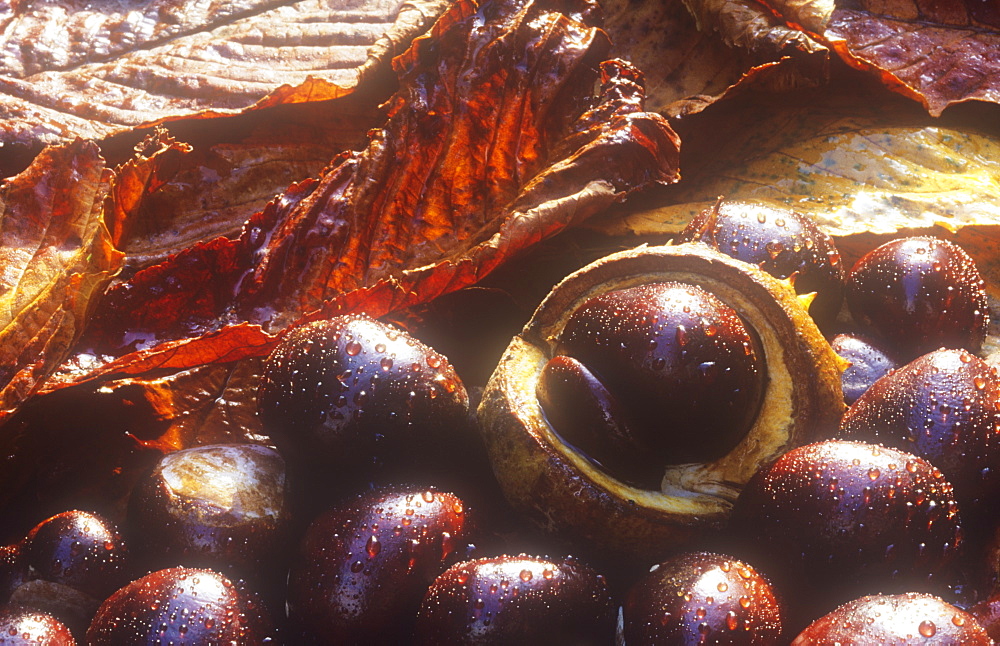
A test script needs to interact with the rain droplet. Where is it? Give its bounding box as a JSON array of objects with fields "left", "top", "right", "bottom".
[
  {"left": 519, "top": 569, "right": 533, "bottom": 582},
  {"left": 919, "top": 620, "right": 936, "bottom": 637},
  {"left": 345, "top": 341, "right": 363, "bottom": 356}
]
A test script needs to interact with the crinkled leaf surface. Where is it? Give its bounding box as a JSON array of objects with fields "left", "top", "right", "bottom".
[
  {"left": 0, "top": 139, "right": 123, "bottom": 418},
  {"left": 763, "top": 0, "right": 1000, "bottom": 115},
  {"left": 0, "top": 0, "right": 680, "bottom": 525},
  {"left": 825, "top": 1, "right": 1000, "bottom": 116},
  {"left": 104, "top": 88, "right": 385, "bottom": 275},
  {"left": 76, "top": 0, "right": 680, "bottom": 360},
  {"left": 601, "top": 0, "right": 829, "bottom": 116},
  {"left": 0, "top": 0, "right": 451, "bottom": 151}
]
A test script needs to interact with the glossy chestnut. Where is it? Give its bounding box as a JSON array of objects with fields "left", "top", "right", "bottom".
[
  {"left": 622, "top": 551, "right": 784, "bottom": 645},
  {"left": 677, "top": 200, "right": 844, "bottom": 324},
  {"left": 845, "top": 236, "right": 989, "bottom": 360},
  {"left": 286, "top": 485, "right": 476, "bottom": 645},
  {"left": 413, "top": 554, "right": 614, "bottom": 645},
  {"left": 86, "top": 567, "right": 276, "bottom": 644}
]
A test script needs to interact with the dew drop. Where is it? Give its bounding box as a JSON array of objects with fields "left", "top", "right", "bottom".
[
  {"left": 919, "top": 620, "right": 936, "bottom": 637},
  {"left": 345, "top": 341, "right": 363, "bottom": 356},
  {"left": 726, "top": 611, "right": 739, "bottom": 630},
  {"left": 366, "top": 535, "right": 381, "bottom": 558},
  {"left": 519, "top": 569, "right": 533, "bottom": 582}
]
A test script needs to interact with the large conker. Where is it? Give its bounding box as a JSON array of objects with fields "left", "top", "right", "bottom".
[
  {"left": 729, "top": 440, "right": 963, "bottom": 619},
  {"left": 257, "top": 313, "right": 469, "bottom": 480},
  {"left": 413, "top": 554, "right": 614, "bottom": 645},
  {"left": 541, "top": 280, "right": 765, "bottom": 482},
  {"left": 839, "top": 348, "right": 1000, "bottom": 516},
  {"left": 845, "top": 236, "right": 989, "bottom": 359}
]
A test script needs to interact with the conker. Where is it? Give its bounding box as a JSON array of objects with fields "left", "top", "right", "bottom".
[
  {"left": 677, "top": 200, "right": 844, "bottom": 324},
  {"left": 0, "top": 607, "right": 76, "bottom": 645},
  {"left": 839, "top": 348, "right": 1000, "bottom": 515},
  {"left": 729, "top": 440, "right": 963, "bottom": 619},
  {"left": 622, "top": 551, "right": 784, "bottom": 645},
  {"left": 543, "top": 280, "right": 766, "bottom": 476},
  {"left": 830, "top": 332, "right": 901, "bottom": 404},
  {"left": 413, "top": 554, "right": 614, "bottom": 645},
  {"left": 21, "top": 510, "right": 129, "bottom": 601},
  {"left": 127, "top": 443, "right": 291, "bottom": 584},
  {"left": 257, "top": 313, "right": 469, "bottom": 479},
  {"left": 286, "top": 485, "right": 476, "bottom": 644},
  {"left": 845, "top": 236, "right": 989, "bottom": 359},
  {"left": 86, "top": 567, "right": 276, "bottom": 644},
  {"left": 792, "top": 592, "right": 990, "bottom": 644}
]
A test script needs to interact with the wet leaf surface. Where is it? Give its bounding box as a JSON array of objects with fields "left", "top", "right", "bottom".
[{"left": 825, "top": 1, "right": 1000, "bottom": 116}]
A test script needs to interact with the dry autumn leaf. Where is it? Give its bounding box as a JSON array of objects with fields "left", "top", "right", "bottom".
[
  {"left": 76, "top": 0, "right": 680, "bottom": 360},
  {"left": 0, "top": 140, "right": 123, "bottom": 418},
  {"left": 0, "top": 0, "right": 451, "bottom": 153}
]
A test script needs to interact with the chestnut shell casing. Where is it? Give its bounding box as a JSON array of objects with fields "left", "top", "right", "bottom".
[{"left": 477, "top": 243, "right": 846, "bottom": 558}]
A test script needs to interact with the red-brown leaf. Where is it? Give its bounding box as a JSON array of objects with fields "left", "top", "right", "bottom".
[
  {"left": 823, "top": 0, "right": 1000, "bottom": 116},
  {"left": 77, "top": 0, "right": 681, "bottom": 359}
]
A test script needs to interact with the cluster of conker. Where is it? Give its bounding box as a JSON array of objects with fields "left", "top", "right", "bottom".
[{"left": 3, "top": 200, "right": 1000, "bottom": 644}]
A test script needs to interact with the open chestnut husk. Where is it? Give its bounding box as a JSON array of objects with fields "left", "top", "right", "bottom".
[{"left": 477, "top": 243, "right": 846, "bottom": 558}]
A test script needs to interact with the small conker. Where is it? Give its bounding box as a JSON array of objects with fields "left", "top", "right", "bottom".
[
  {"left": 127, "top": 443, "right": 291, "bottom": 584},
  {"left": 792, "top": 592, "right": 990, "bottom": 644},
  {"left": 286, "top": 485, "right": 476, "bottom": 644},
  {"left": 622, "top": 551, "right": 784, "bottom": 645},
  {"left": 86, "top": 567, "right": 276, "bottom": 644},
  {"left": 0, "top": 607, "right": 76, "bottom": 645},
  {"left": 677, "top": 200, "right": 844, "bottom": 324}
]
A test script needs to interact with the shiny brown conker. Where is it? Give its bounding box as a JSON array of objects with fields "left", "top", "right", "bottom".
[
  {"left": 286, "top": 485, "right": 476, "bottom": 645},
  {"left": 622, "top": 551, "right": 784, "bottom": 645},
  {"left": 257, "top": 313, "right": 469, "bottom": 479},
  {"left": 22, "top": 510, "right": 129, "bottom": 601},
  {"left": 792, "top": 592, "right": 990, "bottom": 645},
  {"left": 830, "top": 332, "right": 901, "bottom": 404},
  {"left": 86, "top": 567, "right": 276, "bottom": 644},
  {"left": 839, "top": 348, "right": 1000, "bottom": 516},
  {"left": 413, "top": 554, "right": 614, "bottom": 645},
  {"left": 541, "top": 280, "right": 765, "bottom": 478},
  {"left": 127, "top": 443, "right": 291, "bottom": 585},
  {"left": 0, "top": 607, "right": 76, "bottom": 645},
  {"left": 677, "top": 201, "right": 844, "bottom": 324},
  {"left": 845, "top": 236, "right": 989, "bottom": 360},
  {"left": 729, "top": 440, "right": 963, "bottom": 621}
]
